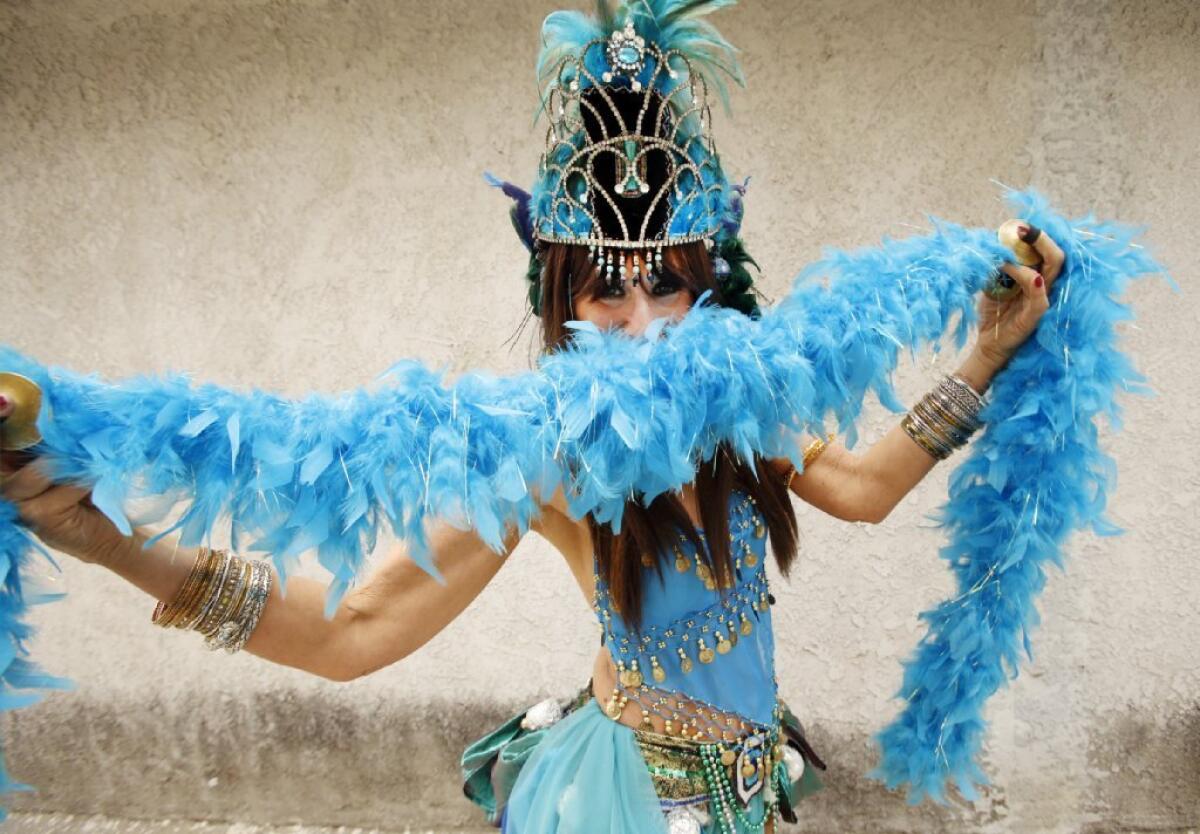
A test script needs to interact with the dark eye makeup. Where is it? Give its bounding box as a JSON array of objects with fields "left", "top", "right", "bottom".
[{"left": 579, "top": 264, "right": 693, "bottom": 301}]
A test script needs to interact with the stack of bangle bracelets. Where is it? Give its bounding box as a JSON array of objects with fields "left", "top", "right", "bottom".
[
  {"left": 151, "top": 546, "right": 273, "bottom": 654},
  {"left": 901, "top": 374, "right": 986, "bottom": 460}
]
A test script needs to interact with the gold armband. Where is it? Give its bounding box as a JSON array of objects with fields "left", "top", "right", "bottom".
[{"left": 780, "top": 433, "right": 835, "bottom": 489}]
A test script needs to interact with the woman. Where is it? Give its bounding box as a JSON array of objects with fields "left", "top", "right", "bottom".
[
  {"left": 0, "top": 236, "right": 1060, "bottom": 833},
  {"left": 0, "top": 2, "right": 1064, "bottom": 832}
]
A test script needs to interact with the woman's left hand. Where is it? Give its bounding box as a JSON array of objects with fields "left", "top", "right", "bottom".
[{"left": 970, "top": 225, "right": 1066, "bottom": 368}]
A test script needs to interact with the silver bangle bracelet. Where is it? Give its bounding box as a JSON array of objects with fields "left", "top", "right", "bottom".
[
  {"left": 905, "top": 408, "right": 956, "bottom": 459},
  {"left": 903, "top": 374, "right": 986, "bottom": 460},
  {"left": 913, "top": 399, "right": 970, "bottom": 445},
  {"left": 204, "top": 559, "right": 274, "bottom": 654},
  {"left": 227, "top": 561, "right": 273, "bottom": 654},
  {"left": 943, "top": 374, "right": 986, "bottom": 411},
  {"left": 931, "top": 384, "right": 982, "bottom": 431}
]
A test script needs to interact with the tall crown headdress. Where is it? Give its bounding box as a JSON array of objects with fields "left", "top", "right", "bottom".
[{"left": 487, "top": 0, "right": 761, "bottom": 315}]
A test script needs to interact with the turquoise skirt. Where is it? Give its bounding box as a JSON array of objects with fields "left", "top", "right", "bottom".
[{"left": 461, "top": 687, "right": 825, "bottom": 833}]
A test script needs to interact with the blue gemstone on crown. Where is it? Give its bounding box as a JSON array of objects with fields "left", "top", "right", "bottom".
[{"left": 606, "top": 17, "right": 646, "bottom": 76}]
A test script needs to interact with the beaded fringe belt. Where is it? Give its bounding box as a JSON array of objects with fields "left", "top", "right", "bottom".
[{"left": 631, "top": 717, "right": 800, "bottom": 834}]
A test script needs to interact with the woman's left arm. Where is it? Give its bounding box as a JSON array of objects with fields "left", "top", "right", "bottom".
[{"left": 781, "top": 225, "right": 1066, "bottom": 524}]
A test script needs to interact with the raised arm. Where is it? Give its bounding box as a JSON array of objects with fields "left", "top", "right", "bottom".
[
  {"left": 779, "top": 224, "right": 1065, "bottom": 524},
  {"left": 779, "top": 350, "right": 1002, "bottom": 524},
  {"left": 0, "top": 455, "right": 526, "bottom": 683},
  {"left": 103, "top": 520, "right": 521, "bottom": 682}
]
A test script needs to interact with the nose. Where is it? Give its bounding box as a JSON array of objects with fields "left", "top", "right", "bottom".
[{"left": 618, "top": 253, "right": 655, "bottom": 337}]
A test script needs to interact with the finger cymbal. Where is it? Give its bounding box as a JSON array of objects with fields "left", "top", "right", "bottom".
[
  {"left": 0, "top": 372, "right": 43, "bottom": 452},
  {"left": 984, "top": 219, "right": 1043, "bottom": 302},
  {"left": 997, "top": 219, "right": 1044, "bottom": 269}
]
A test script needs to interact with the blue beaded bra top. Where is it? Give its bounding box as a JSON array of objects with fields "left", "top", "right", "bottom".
[{"left": 592, "top": 489, "right": 781, "bottom": 741}]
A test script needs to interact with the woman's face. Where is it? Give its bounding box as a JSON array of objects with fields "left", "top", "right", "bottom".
[{"left": 572, "top": 251, "right": 695, "bottom": 337}]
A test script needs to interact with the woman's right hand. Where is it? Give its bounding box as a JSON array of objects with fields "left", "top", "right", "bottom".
[{"left": 0, "top": 456, "right": 126, "bottom": 564}]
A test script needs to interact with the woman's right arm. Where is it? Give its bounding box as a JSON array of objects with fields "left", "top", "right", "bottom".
[
  {"left": 101, "top": 520, "right": 520, "bottom": 682},
  {"left": 0, "top": 456, "right": 528, "bottom": 683}
]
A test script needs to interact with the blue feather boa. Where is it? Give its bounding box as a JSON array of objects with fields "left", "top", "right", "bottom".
[{"left": 0, "top": 188, "right": 1169, "bottom": 812}]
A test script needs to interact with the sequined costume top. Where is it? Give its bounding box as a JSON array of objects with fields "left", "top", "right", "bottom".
[{"left": 592, "top": 489, "right": 783, "bottom": 776}]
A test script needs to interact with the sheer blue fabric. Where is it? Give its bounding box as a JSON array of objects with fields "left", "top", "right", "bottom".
[{"left": 501, "top": 698, "right": 669, "bottom": 834}]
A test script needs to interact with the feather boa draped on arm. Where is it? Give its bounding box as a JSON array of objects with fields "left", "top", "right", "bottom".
[{"left": 0, "top": 188, "right": 1169, "bottom": 810}]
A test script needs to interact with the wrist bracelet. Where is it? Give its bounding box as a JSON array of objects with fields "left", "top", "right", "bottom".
[
  {"left": 902, "top": 375, "right": 985, "bottom": 461},
  {"left": 152, "top": 547, "right": 275, "bottom": 655},
  {"left": 152, "top": 546, "right": 218, "bottom": 628}
]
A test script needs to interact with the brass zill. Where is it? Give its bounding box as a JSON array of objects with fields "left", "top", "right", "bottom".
[{"left": 0, "top": 372, "right": 43, "bottom": 452}]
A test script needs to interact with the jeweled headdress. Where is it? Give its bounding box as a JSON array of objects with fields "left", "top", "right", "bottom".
[{"left": 486, "top": 0, "right": 762, "bottom": 316}]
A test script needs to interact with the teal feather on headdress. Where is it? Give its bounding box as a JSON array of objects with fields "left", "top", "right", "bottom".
[
  {"left": 533, "top": 0, "right": 746, "bottom": 124},
  {"left": 504, "top": 0, "right": 759, "bottom": 315}
]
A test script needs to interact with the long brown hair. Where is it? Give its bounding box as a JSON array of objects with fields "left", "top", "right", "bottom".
[{"left": 537, "top": 241, "right": 799, "bottom": 630}]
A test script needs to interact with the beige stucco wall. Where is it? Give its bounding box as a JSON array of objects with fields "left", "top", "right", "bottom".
[{"left": 2, "top": 1, "right": 1197, "bottom": 832}]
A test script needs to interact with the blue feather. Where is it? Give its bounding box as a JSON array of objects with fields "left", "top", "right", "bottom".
[{"left": 0, "top": 187, "right": 1172, "bottom": 811}]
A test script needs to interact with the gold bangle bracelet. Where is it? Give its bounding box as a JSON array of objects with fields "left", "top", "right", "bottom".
[
  {"left": 802, "top": 434, "right": 833, "bottom": 468},
  {"left": 176, "top": 548, "right": 226, "bottom": 628},
  {"left": 150, "top": 546, "right": 205, "bottom": 626},
  {"left": 200, "top": 557, "right": 254, "bottom": 638},
  {"left": 195, "top": 552, "right": 245, "bottom": 636},
  {"left": 902, "top": 412, "right": 950, "bottom": 460},
  {"left": 180, "top": 548, "right": 234, "bottom": 632},
  {"left": 152, "top": 546, "right": 217, "bottom": 628},
  {"left": 781, "top": 433, "right": 835, "bottom": 489}
]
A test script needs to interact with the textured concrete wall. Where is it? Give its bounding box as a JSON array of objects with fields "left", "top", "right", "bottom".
[{"left": 2, "top": 1, "right": 1198, "bottom": 832}]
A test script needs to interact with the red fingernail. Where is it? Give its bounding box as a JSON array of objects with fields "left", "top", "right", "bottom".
[
  {"left": 1017, "top": 225, "right": 1030, "bottom": 238},
  {"left": 1034, "top": 274, "right": 1044, "bottom": 288}
]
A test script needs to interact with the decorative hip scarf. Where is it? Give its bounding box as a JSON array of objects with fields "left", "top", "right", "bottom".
[
  {"left": 459, "top": 685, "right": 825, "bottom": 833},
  {"left": 632, "top": 716, "right": 819, "bottom": 834}
]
